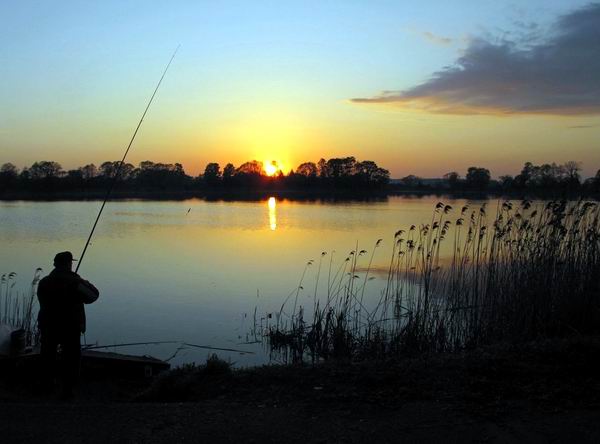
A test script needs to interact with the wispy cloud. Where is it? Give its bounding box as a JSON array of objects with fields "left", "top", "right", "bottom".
[
  {"left": 422, "top": 31, "right": 453, "bottom": 46},
  {"left": 567, "top": 124, "right": 600, "bottom": 129},
  {"left": 352, "top": 3, "right": 600, "bottom": 116}
]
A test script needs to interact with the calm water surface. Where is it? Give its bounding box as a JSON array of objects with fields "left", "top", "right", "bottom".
[{"left": 0, "top": 196, "right": 492, "bottom": 366}]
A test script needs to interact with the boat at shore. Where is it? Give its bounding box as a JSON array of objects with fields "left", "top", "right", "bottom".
[
  {"left": 0, "top": 324, "right": 170, "bottom": 379},
  {"left": 0, "top": 348, "right": 170, "bottom": 379}
]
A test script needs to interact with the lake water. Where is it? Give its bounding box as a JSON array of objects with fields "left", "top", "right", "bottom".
[{"left": 0, "top": 195, "right": 492, "bottom": 366}]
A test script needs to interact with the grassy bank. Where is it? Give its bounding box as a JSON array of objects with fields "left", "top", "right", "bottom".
[
  {"left": 3, "top": 338, "right": 600, "bottom": 443},
  {"left": 138, "top": 336, "right": 600, "bottom": 410},
  {"left": 4, "top": 336, "right": 594, "bottom": 408}
]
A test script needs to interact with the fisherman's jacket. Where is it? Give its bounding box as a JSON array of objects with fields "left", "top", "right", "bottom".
[{"left": 37, "top": 269, "right": 99, "bottom": 334}]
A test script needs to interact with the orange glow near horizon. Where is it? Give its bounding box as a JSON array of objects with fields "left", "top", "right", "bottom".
[
  {"left": 5, "top": 107, "right": 600, "bottom": 179},
  {"left": 264, "top": 160, "right": 284, "bottom": 176}
]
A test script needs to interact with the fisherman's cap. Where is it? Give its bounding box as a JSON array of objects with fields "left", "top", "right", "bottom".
[{"left": 54, "top": 251, "right": 78, "bottom": 264}]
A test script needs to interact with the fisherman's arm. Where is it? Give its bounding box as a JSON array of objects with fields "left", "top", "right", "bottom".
[{"left": 75, "top": 276, "right": 100, "bottom": 304}]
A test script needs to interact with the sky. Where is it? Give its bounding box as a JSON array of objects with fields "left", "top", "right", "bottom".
[{"left": 1, "top": 1, "right": 599, "bottom": 178}]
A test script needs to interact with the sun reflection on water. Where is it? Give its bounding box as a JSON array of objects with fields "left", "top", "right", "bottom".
[{"left": 268, "top": 197, "right": 277, "bottom": 230}]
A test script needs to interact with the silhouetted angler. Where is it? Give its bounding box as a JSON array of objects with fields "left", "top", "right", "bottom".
[{"left": 37, "top": 251, "right": 99, "bottom": 398}]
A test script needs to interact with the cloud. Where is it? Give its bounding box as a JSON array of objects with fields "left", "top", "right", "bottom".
[
  {"left": 567, "top": 124, "right": 600, "bottom": 129},
  {"left": 352, "top": 3, "right": 600, "bottom": 116},
  {"left": 422, "top": 31, "right": 453, "bottom": 46}
]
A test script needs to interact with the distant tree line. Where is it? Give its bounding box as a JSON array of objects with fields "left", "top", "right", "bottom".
[
  {"left": 395, "top": 161, "right": 600, "bottom": 194},
  {"left": 0, "top": 156, "right": 390, "bottom": 194},
  {"left": 203, "top": 157, "right": 390, "bottom": 189},
  {"left": 498, "top": 161, "right": 588, "bottom": 191},
  {"left": 2, "top": 158, "right": 599, "bottom": 196},
  {"left": 0, "top": 160, "right": 189, "bottom": 192}
]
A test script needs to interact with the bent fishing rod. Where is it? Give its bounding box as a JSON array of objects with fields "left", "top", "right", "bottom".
[{"left": 76, "top": 46, "right": 180, "bottom": 273}]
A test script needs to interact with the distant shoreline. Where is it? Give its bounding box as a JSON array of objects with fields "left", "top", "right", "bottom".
[
  {"left": 1, "top": 188, "right": 390, "bottom": 202},
  {"left": 0, "top": 187, "right": 597, "bottom": 202},
  {"left": 0, "top": 188, "right": 600, "bottom": 202}
]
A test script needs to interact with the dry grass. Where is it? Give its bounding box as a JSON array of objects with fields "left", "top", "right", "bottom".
[{"left": 0, "top": 268, "right": 43, "bottom": 347}]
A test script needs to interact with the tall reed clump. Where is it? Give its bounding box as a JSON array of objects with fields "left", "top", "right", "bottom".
[
  {"left": 267, "top": 200, "right": 600, "bottom": 363},
  {"left": 0, "top": 268, "right": 43, "bottom": 346}
]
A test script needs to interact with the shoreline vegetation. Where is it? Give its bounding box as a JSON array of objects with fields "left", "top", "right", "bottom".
[
  {"left": 262, "top": 200, "right": 600, "bottom": 363},
  {"left": 140, "top": 336, "right": 600, "bottom": 407},
  {"left": 1, "top": 158, "right": 600, "bottom": 200}
]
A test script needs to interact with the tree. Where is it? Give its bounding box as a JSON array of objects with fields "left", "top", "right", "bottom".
[
  {"left": 317, "top": 158, "right": 328, "bottom": 178},
  {"left": 79, "top": 164, "right": 98, "bottom": 180},
  {"left": 230, "top": 160, "right": 263, "bottom": 188},
  {"left": 584, "top": 169, "right": 600, "bottom": 192},
  {"left": 222, "top": 163, "right": 235, "bottom": 182},
  {"left": 326, "top": 157, "right": 356, "bottom": 179},
  {"left": 465, "top": 167, "right": 491, "bottom": 189},
  {"left": 28, "top": 161, "right": 64, "bottom": 180},
  {"left": 355, "top": 161, "right": 377, "bottom": 180},
  {"left": 203, "top": 162, "right": 221, "bottom": 185},
  {"left": 136, "top": 161, "right": 188, "bottom": 189},
  {"left": 66, "top": 169, "right": 83, "bottom": 182},
  {"left": 236, "top": 160, "right": 263, "bottom": 176},
  {"left": 443, "top": 171, "right": 460, "bottom": 189},
  {"left": 0, "top": 163, "right": 18, "bottom": 178},
  {"left": 593, "top": 169, "right": 600, "bottom": 192},
  {"left": 295, "top": 162, "right": 318, "bottom": 177},
  {"left": 355, "top": 161, "right": 389, "bottom": 186},
  {"left": 536, "top": 163, "right": 564, "bottom": 188},
  {"left": 563, "top": 161, "right": 581, "bottom": 188},
  {"left": 100, "top": 161, "right": 120, "bottom": 178},
  {"left": 100, "top": 161, "right": 134, "bottom": 180},
  {"left": 119, "top": 163, "right": 136, "bottom": 180},
  {"left": 498, "top": 175, "right": 514, "bottom": 189},
  {"left": 513, "top": 161, "right": 582, "bottom": 190},
  {"left": 1, "top": 162, "right": 18, "bottom": 176},
  {"left": 0, "top": 163, "right": 19, "bottom": 188},
  {"left": 401, "top": 175, "right": 422, "bottom": 188},
  {"left": 19, "top": 168, "right": 30, "bottom": 181}
]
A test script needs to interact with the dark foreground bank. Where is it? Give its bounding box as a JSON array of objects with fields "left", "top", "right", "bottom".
[{"left": 1, "top": 337, "right": 600, "bottom": 443}]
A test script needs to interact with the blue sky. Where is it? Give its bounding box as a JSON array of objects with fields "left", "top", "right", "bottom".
[{"left": 1, "top": 1, "right": 598, "bottom": 177}]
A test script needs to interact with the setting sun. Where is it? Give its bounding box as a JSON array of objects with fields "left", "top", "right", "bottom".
[{"left": 264, "top": 161, "right": 282, "bottom": 176}]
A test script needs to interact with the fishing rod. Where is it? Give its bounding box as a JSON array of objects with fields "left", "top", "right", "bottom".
[
  {"left": 76, "top": 45, "right": 180, "bottom": 273},
  {"left": 82, "top": 341, "right": 179, "bottom": 349},
  {"left": 82, "top": 341, "right": 255, "bottom": 355}
]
